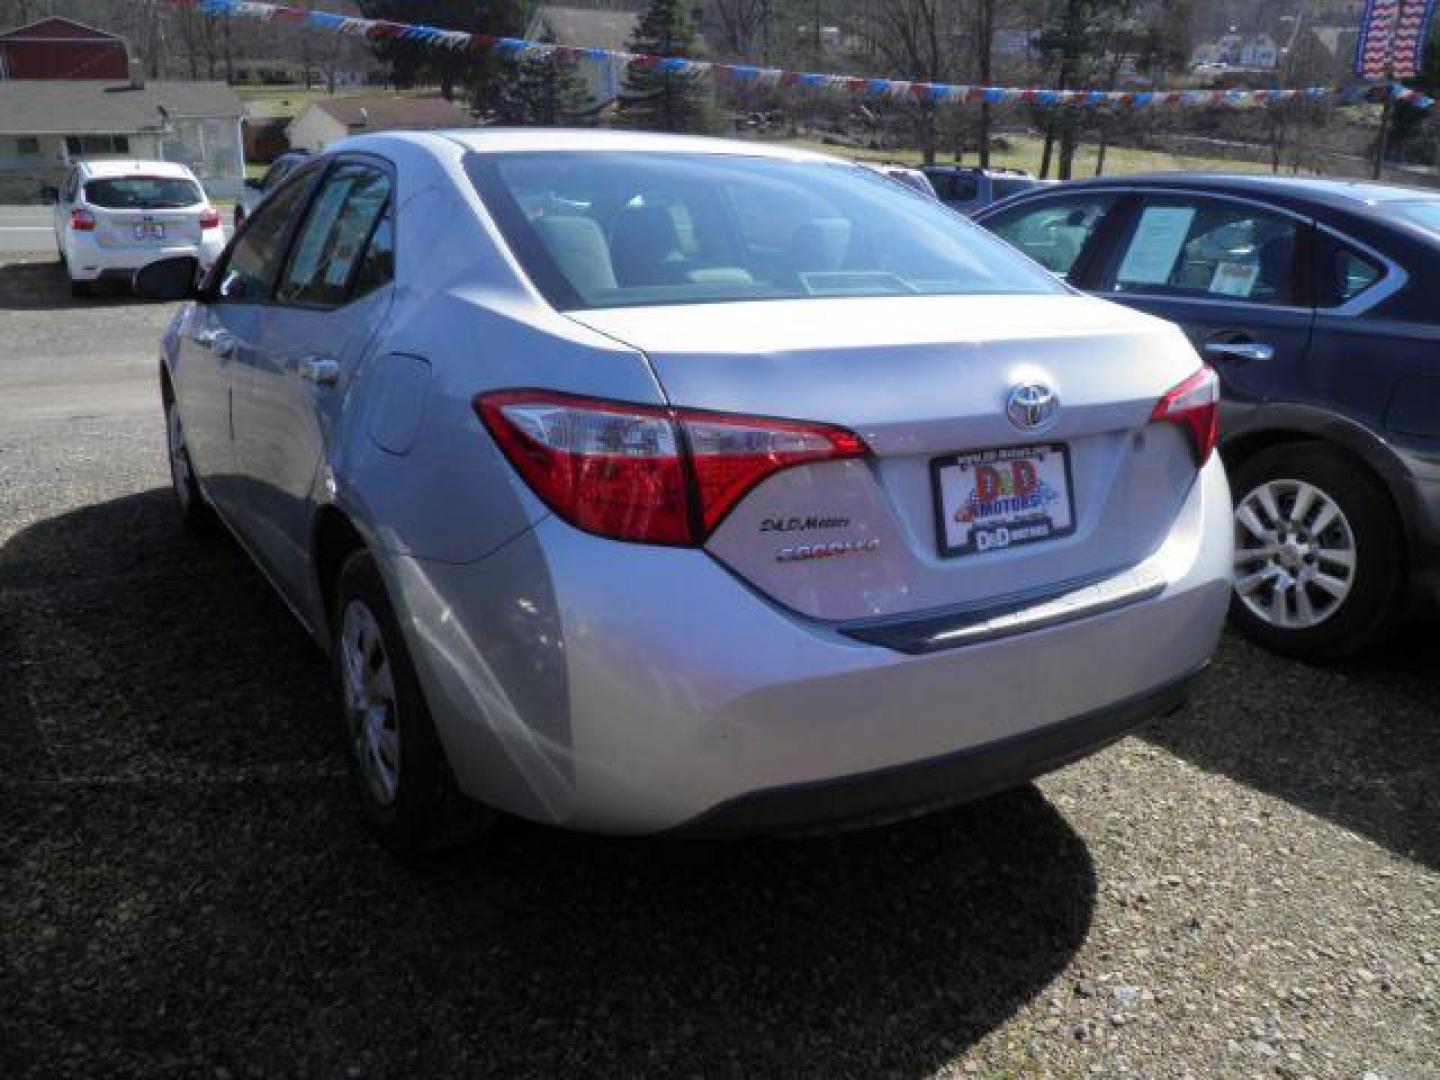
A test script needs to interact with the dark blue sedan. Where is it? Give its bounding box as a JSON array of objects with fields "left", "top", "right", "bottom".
[{"left": 978, "top": 175, "right": 1440, "bottom": 661}]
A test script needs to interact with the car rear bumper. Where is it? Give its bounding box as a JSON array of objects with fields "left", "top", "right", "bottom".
[
  {"left": 682, "top": 663, "right": 1205, "bottom": 834},
  {"left": 388, "top": 458, "right": 1232, "bottom": 835},
  {"left": 65, "top": 235, "right": 225, "bottom": 279}
]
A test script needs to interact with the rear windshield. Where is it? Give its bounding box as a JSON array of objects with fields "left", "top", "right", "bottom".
[
  {"left": 1391, "top": 199, "right": 1440, "bottom": 238},
  {"left": 84, "top": 177, "right": 203, "bottom": 210},
  {"left": 466, "top": 152, "right": 1065, "bottom": 311},
  {"left": 990, "top": 176, "right": 1039, "bottom": 200}
]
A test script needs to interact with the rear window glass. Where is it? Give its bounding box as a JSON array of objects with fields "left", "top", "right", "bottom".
[
  {"left": 466, "top": 152, "right": 1064, "bottom": 311},
  {"left": 991, "top": 177, "right": 1039, "bottom": 200},
  {"left": 84, "top": 177, "right": 203, "bottom": 209}
]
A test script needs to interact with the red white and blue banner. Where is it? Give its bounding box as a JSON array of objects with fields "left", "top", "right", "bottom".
[
  {"left": 177, "top": 0, "right": 1436, "bottom": 111},
  {"left": 1356, "top": 0, "right": 1437, "bottom": 79}
]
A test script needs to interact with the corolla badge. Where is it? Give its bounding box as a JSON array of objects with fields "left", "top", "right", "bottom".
[{"left": 1006, "top": 382, "right": 1060, "bottom": 432}]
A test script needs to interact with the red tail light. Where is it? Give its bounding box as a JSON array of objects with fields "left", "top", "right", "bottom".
[
  {"left": 475, "top": 390, "right": 867, "bottom": 545},
  {"left": 199, "top": 208, "right": 221, "bottom": 230},
  {"left": 69, "top": 208, "right": 95, "bottom": 232},
  {"left": 1151, "top": 366, "right": 1219, "bottom": 466}
]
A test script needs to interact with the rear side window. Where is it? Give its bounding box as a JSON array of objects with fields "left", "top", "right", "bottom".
[
  {"left": 216, "top": 171, "right": 318, "bottom": 301},
  {"left": 84, "top": 177, "right": 202, "bottom": 209},
  {"left": 987, "top": 196, "right": 1116, "bottom": 278},
  {"left": 1100, "top": 199, "right": 1300, "bottom": 305},
  {"left": 276, "top": 163, "right": 391, "bottom": 306},
  {"left": 1315, "top": 235, "right": 1383, "bottom": 307}
]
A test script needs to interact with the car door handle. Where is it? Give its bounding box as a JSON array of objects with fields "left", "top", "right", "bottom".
[
  {"left": 1204, "top": 340, "right": 1274, "bottom": 362},
  {"left": 192, "top": 329, "right": 236, "bottom": 359},
  {"left": 298, "top": 356, "right": 341, "bottom": 386}
]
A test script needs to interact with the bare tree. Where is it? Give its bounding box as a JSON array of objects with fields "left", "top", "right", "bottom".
[
  {"left": 710, "top": 0, "right": 771, "bottom": 58},
  {"left": 863, "top": 0, "right": 957, "bottom": 164}
]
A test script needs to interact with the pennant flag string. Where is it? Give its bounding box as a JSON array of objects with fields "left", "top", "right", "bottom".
[{"left": 172, "top": 0, "right": 1436, "bottom": 111}]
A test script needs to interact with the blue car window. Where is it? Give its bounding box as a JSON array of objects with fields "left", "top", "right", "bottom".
[
  {"left": 988, "top": 196, "right": 1117, "bottom": 279},
  {"left": 1103, "top": 200, "right": 1299, "bottom": 306}
]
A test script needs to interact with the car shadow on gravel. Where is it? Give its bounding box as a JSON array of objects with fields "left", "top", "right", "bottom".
[
  {"left": 1, "top": 489, "right": 1098, "bottom": 1078},
  {"left": 1144, "top": 630, "right": 1440, "bottom": 869},
  {"left": 0, "top": 258, "right": 158, "bottom": 311}
]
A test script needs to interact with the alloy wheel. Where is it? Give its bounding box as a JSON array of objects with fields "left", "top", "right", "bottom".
[
  {"left": 340, "top": 599, "right": 402, "bottom": 806},
  {"left": 1233, "top": 478, "right": 1357, "bottom": 629}
]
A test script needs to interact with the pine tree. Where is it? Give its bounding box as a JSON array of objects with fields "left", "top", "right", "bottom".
[
  {"left": 617, "top": 0, "right": 717, "bottom": 134},
  {"left": 499, "top": 53, "right": 598, "bottom": 127}
]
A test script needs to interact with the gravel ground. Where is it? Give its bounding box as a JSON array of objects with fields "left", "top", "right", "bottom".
[{"left": 1, "top": 253, "right": 1437, "bottom": 1079}]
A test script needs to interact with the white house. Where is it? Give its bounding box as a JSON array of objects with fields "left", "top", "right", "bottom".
[
  {"left": 524, "top": 6, "right": 642, "bottom": 113},
  {"left": 286, "top": 95, "right": 478, "bottom": 153},
  {"left": 0, "top": 76, "right": 245, "bottom": 201}
]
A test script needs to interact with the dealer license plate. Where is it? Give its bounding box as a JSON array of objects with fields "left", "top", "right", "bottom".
[{"left": 932, "top": 443, "right": 1076, "bottom": 558}]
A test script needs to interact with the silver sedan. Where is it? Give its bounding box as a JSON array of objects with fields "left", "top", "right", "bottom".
[{"left": 138, "top": 130, "right": 1233, "bottom": 852}]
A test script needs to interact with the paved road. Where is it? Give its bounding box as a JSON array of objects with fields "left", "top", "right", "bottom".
[
  {"left": 0, "top": 206, "right": 54, "bottom": 255},
  {"left": 1, "top": 252, "right": 1437, "bottom": 1079}
]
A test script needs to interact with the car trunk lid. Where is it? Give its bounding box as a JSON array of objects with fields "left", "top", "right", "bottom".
[{"left": 568, "top": 293, "right": 1207, "bottom": 622}]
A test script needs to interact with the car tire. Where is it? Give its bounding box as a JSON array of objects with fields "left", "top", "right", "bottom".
[
  {"left": 1229, "top": 443, "right": 1402, "bottom": 662},
  {"left": 164, "top": 394, "right": 217, "bottom": 535},
  {"left": 332, "top": 549, "right": 495, "bottom": 855}
]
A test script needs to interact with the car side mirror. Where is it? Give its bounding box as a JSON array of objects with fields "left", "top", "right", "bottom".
[
  {"left": 40, "top": 185, "right": 59, "bottom": 204},
  {"left": 134, "top": 256, "right": 202, "bottom": 302}
]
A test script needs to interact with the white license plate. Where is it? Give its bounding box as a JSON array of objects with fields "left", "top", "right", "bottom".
[
  {"left": 133, "top": 222, "right": 165, "bottom": 240},
  {"left": 932, "top": 443, "right": 1076, "bottom": 557}
]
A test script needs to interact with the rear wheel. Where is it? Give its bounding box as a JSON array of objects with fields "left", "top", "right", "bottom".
[
  {"left": 1229, "top": 444, "right": 1402, "bottom": 661},
  {"left": 164, "top": 395, "right": 216, "bottom": 534},
  {"left": 332, "top": 550, "right": 494, "bottom": 854}
]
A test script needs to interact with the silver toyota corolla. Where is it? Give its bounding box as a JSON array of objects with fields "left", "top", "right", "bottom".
[{"left": 140, "top": 130, "right": 1233, "bottom": 852}]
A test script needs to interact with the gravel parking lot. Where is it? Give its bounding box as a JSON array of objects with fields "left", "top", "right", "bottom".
[{"left": 1, "top": 251, "right": 1436, "bottom": 1079}]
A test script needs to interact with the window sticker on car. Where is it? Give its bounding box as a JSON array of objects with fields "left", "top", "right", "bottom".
[
  {"left": 1117, "top": 206, "right": 1196, "bottom": 285},
  {"left": 1210, "top": 260, "right": 1259, "bottom": 297}
]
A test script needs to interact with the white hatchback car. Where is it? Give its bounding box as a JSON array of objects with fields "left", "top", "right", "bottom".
[{"left": 50, "top": 160, "right": 226, "bottom": 297}]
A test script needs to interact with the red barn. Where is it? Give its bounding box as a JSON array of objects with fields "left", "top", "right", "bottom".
[{"left": 0, "top": 17, "right": 129, "bottom": 80}]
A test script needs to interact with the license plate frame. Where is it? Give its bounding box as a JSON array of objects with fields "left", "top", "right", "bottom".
[
  {"left": 931, "top": 442, "right": 1077, "bottom": 559},
  {"left": 133, "top": 222, "right": 166, "bottom": 241}
]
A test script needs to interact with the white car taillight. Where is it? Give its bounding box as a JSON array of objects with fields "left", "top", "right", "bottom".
[
  {"left": 1151, "top": 366, "right": 1220, "bottom": 466},
  {"left": 475, "top": 390, "right": 867, "bottom": 545},
  {"left": 199, "top": 208, "right": 221, "bottom": 231},
  {"left": 69, "top": 209, "right": 96, "bottom": 232}
]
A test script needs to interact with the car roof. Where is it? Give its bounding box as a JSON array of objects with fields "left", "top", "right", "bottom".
[
  {"left": 1012, "top": 172, "right": 1440, "bottom": 211},
  {"left": 435, "top": 128, "right": 841, "bottom": 163},
  {"left": 76, "top": 159, "right": 197, "bottom": 180}
]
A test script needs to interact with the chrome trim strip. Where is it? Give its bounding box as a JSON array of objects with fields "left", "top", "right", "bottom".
[
  {"left": 928, "top": 566, "right": 1167, "bottom": 648},
  {"left": 839, "top": 563, "right": 1168, "bottom": 654}
]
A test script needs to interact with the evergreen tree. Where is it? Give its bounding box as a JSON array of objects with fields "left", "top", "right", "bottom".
[
  {"left": 617, "top": 0, "right": 717, "bottom": 134},
  {"left": 498, "top": 53, "right": 599, "bottom": 127},
  {"left": 356, "top": 0, "right": 524, "bottom": 105}
]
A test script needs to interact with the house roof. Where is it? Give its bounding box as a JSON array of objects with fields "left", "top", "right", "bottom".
[
  {"left": 0, "top": 16, "right": 123, "bottom": 42},
  {"left": 0, "top": 80, "right": 243, "bottom": 134},
  {"left": 298, "top": 95, "right": 476, "bottom": 130},
  {"left": 527, "top": 6, "right": 641, "bottom": 52}
]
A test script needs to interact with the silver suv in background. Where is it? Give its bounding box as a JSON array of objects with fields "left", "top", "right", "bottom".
[{"left": 138, "top": 131, "right": 1232, "bottom": 853}]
